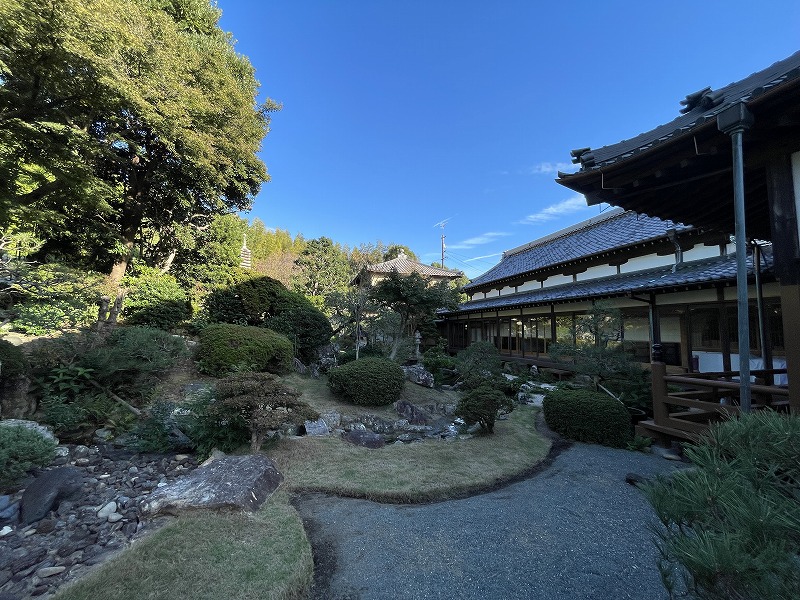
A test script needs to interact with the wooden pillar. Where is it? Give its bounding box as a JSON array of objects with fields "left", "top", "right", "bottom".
[
  {"left": 549, "top": 304, "right": 556, "bottom": 344},
  {"left": 718, "top": 288, "right": 732, "bottom": 373},
  {"left": 780, "top": 284, "right": 800, "bottom": 413},
  {"left": 766, "top": 153, "right": 800, "bottom": 413},
  {"left": 651, "top": 361, "right": 670, "bottom": 426}
]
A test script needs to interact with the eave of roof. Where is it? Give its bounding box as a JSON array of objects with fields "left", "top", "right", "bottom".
[
  {"left": 363, "top": 256, "right": 462, "bottom": 278},
  {"left": 445, "top": 249, "right": 772, "bottom": 315},
  {"left": 558, "top": 51, "right": 800, "bottom": 177},
  {"left": 463, "top": 210, "right": 694, "bottom": 292}
]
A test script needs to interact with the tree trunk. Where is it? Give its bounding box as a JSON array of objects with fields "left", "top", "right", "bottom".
[{"left": 107, "top": 194, "right": 144, "bottom": 289}]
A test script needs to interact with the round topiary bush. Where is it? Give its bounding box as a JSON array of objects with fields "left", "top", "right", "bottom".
[
  {"left": 196, "top": 324, "right": 293, "bottom": 377},
  {"left": 455, "top": 383, "right": 513, "bottom": 433},
  {"left": 327, "top": 357, "right": 405, "bottom": 406},
  {"left": 542, "top": 388, "right": 632, "bottom": 447}
]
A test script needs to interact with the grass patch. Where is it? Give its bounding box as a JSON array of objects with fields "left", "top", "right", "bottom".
[
  {"left": 282, "top": 372, "right": 462, "bottom": 420},
  {"left": 52, "top": 490, "right": 312, "bottom": 600},
  {"left": 268, "top": 405, "right": 550, "bottom": 503}
]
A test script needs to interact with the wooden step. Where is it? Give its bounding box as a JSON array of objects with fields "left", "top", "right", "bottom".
[{"left": 635, "top": 420, "right": 703, "bottom": 444}]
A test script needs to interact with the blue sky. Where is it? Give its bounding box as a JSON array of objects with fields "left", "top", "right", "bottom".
[{"left": 217, "top": 0, "right": 800, "bottom": 278}]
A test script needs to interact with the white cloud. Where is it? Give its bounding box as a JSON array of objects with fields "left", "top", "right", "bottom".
[
  {"left": 519, "top": 195, "right": 589, "bottom": 224},
  {"left": 465, "top": 252, "right": 503, "bottom": 262},
  {"left": 526, "top": 162, "right": 577, "bottom": 175},
  {"left": 448, "top": 231, "right": 511, "bottom": 250}
]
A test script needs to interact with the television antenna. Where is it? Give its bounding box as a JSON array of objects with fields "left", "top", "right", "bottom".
[{"left": 433, "top": 218, "right": 451, "bottom": 268}]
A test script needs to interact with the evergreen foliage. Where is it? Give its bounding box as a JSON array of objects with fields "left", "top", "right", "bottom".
[
  {"left": 454, "top": 341, "right": 503, "bottom": 390},
  {"left": 30, "top": 327, "right": 187, "bottom": 437},
  {"left": 215, "top": 372, "right": 318, "bottom": 452},
  {"left": 327, "top": 357, "right": 405, "bottom": 406},
  {"left": 0, "top": 0, "right": 275, "bottom": 284},
  {"left": 204, "top": 273, "right": 332, "bottom": 362},
  {"left": 196, "top": 323, "right": 293, "bottom": 377},
  {"left": 542, "top": 388, "right": 632, "bottom": 447},
  {"left": 369, "top": 271, "right": 460, "bottom": 360},
  {"left": 421, "top": 344, "right": 457, "bottom": 385},
  {"left": 643, "top": 412, "right": 800, "bottom": 600},
  {"left": 455, "top": 384, "right": 514, "bottom": 434},
  {"left": 0, "top": 424, "right": 57, "bottom": 490},
  {"left": 122, "top": 267, "right": 191, "bottom": 330}
]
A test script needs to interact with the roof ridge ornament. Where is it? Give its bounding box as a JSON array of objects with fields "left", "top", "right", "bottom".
[{"left": 680, "top": 87, "right": 725, "bottom": 114}]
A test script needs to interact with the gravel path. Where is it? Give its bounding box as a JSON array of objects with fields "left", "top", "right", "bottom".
[{"left": 294, "top": 441, "right": 686, "bottom": 600}]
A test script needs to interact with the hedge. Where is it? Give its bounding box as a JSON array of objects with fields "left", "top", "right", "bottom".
[
  {"left": 542, "top": 388, "right": 632, "bottom": 447},
  {"left": 196, "top": 324, "right": 293, "bottom": 377},
  {"left": 327, "top": 357, "right": 405, "bottom": 406}
]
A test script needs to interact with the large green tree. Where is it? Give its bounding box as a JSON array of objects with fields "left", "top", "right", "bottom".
[
  {"left": 292, "top": 237, "right": 352, "bottom": 310},
  {"left": 370, "top": 271, "right": 460, "bottom": 359},
  {"left": 0, "top": 0, "right": 276, "bottom": 285}
]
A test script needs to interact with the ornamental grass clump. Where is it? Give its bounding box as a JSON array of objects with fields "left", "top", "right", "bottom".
[
  {"left": 642, "top": 411, "right": 800, "bottom": 600},
  {"left": 542, "top": 388, "right": 632, "bottom": 447},
  {"left": 327, "top": 357, "right": 405, "bottom": 406}
]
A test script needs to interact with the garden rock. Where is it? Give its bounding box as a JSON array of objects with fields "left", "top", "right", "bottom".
[
  {"left": 20, "top": 467, "right": 83, "bottom": 525},
  {"left": 0, "top": 444, "right": 200, "bottom": 598},
  {"left": 141, "top": 454, "right": 283, "bottom": 516},
  {"left": 394, "top": 399, "right": 431, "bottom": 425},
  {"left": 343, "top": 430, "right": 385, "bottom": 449},
  {"left": 0, "top": 376, "right": 34, "bottom": 419},
  {"left": 320, "top": 411, "right": 341, "bottom": 429},
  {"left": 402, "top": 364, "right": 435, "bottom": 388},
  {"left": 304, "top": 418, "right": 330, "bottom": 436}
]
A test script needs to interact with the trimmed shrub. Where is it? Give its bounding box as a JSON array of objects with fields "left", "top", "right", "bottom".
[
  {"left": 178, "top": 388, "right": 250, "bottom": 460},
  {"left": 542, "top": 388, "right": 632, "bottom": 447},
  {"left": 205, "top": 274, "right": 333, "bottom": 362},
  {"left": 643, "top": 411, "right": 800, "bottom": 600},
  {"left": 0, "top": 339, "right": 26, "bottom": 382},
  {"left": 122, "top": 267, "right": 191, "bottom": 330},
  {"left": 216, "top": 372, "right": 318, "bottom": 452},
  {"left": 327, "top": 357, "right": 405, "bottom": 406},
  {"left": 455, "top": 384, "right": 514, "bottom": 434},
  {"left": 0, "top": 424, "right": 57, "bottom": 490},
  {"left": 265, "top": 303, "right": 333, "bottom": 363},
  {"left": 455, "top": 341, "right": 502, "bottom": 390},
  {"left": 196, "top": 323, "right": 293, "bottom": 377}
]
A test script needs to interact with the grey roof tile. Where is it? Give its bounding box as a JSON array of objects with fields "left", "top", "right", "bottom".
[
  {"left": 464, "top": 210, "right": 690, "bottom": 291},
  {"left": 447, "top": 248, "right": 772, "bottom": 314}
]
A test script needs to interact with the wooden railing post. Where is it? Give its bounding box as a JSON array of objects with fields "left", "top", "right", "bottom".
[{"left": 651, "top": 361, "right": 669, "bottom": 426}]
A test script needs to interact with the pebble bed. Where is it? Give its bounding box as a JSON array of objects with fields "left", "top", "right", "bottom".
[{"left": 0, "top": 444, "right": 199, "bottom": 599}]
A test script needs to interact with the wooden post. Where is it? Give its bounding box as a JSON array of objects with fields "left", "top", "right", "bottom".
[{"left": 651, "top": 361, "right": 669, "bottom": 426}]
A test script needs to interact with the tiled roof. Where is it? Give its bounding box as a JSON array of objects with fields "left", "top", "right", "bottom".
[
  {"left": 464, "top": 210, "right": 691, "bottom": 291},
  {"left": 364, "top": 252, "right": 462, "bottom": 278},
  {"left": 446, "top": 248, "right": 772, "bottom": 315},
  {"left": 562, "top": 51, "right": 800, "bottom": 172}
]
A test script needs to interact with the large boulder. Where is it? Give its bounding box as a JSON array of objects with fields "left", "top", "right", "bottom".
[
  {"left": 401, "top": 364, "right": 434, "bottom": 388},
  {"left": 20, "top": 467, "right": 83, "bottom": 525},
  {"left": 0, "top": 377, "right": 35, "bottom": 419},
  {"left": 343, "top": 430, "right": 385, "bottom": 449},
  {"left": 304, "top": 418, "right": 330, "bottom": 436},
  {"left": 140, "top": 454, "right": 283, "bottom": 516},
  {"left": 394, "top": 399, "right": 432, "bottom": 425}
]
